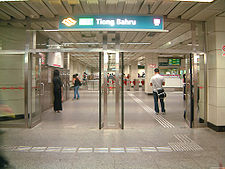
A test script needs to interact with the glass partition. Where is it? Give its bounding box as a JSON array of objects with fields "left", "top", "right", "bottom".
[{"left": 0, "top": 54, "right": 26, "bottom": 127}]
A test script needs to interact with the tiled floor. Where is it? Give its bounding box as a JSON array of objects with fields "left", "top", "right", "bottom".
[{"left": 0, "top": 90, "right": 225, "bottom": 169}]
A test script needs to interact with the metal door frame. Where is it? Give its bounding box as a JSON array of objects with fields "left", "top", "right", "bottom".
[
  {"left": 99, "top": 51, "right": 124, "bottom": 129},
  {"left": 185, "top": 52, "right": 207, "bottom": 128}
]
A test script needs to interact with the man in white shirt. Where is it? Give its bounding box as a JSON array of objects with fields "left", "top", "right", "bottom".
[{"left": 150, "top": 68, "right": 166, "bottom": 115}]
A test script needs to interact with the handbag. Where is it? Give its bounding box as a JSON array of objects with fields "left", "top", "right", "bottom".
[{"left": 157, "top": 88, "right": 166, "bottom": 99}]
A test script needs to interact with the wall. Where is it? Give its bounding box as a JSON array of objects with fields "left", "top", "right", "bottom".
[{"left": 206, "top": 16, "right": 225, "bottom": 130}]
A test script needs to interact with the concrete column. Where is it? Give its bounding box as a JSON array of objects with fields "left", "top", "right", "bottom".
[
  {"left": 124, "top": 65, "right": 130, "bottom": 77},
  {"left": 130, "top": 61, "right": 138, "bottom": 82},
  {"left": 145, "top": 55, "right": 158, "bottom": 94},
  {"left": 206, "top": 16, "right": 225, "bottom": 131}
]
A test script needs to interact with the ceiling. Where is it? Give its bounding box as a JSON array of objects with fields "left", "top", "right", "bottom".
[{"left": 0, "top": 0, "right": 225, "bottom": 68}]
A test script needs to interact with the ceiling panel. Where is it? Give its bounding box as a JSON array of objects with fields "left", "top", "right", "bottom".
[
  {"left": 191, "top": 9, "right": 219, "bottom": 21},
  {"left": 31, "top": 23, "right": 42, "bottom": 30},
  {"left": 71, "top": 32, "right": 83, "bottom": 42},
  {"left": 181, "top": 3, "right": 210, "bottom": 19},
  {"left": 191, "top": 0, "right": 225, "bottom": 20},
  {"left": 153, "top": 1, "right": 179, "bottom": 15},
  {"left": 9, "top": 2, "right": 40, "bottom": 19},
  {"left": 37, "top": 21, "right": 54, "bottom": 29},
  {"left": 150, "top": 1, "right": 162, "bottom": 14},
  {"left": 0, "top": 10, "right": 11, "bottom": 20},
  {"left": 99, "top": 0, "right": 107, "bottom": 13},
  {"left": 105, "top": 0, "right": 117, "bottom": 14},
  {"left": 124, "top": 32, "right": 138, "bottom": 42},
  {"left": 62, "top": 0, "right": 72, "bottom": 14},
  {"left": 87, "top": 1, "right": 99, "bottom": 14},
  {"left": 219, "top": 11, "right": 225, "bottom": 16},
  {"left": 10, "top": 22, "right": 25, "bottom": 28},
  {"left": 72, "top": 3, "right": 84, "bottom": 14},
  {"left": 80, "top": 0, "right": 92, "bottom": 14},
  {"left": 43, "top": 0, "right": 69, "bottom": 16},
  {"left": 132, "top": 32, "right": 148, "bottom": 42},
  {"left": 27, "top": 0, "right": 55, "bottom": 18},
  {"left": 150, "top": 23, "right": 191, "bottom": 48},
  {"left": 123, "top": 0, "right": 137, "bottom": 14},
  {"left": 160, "top": 31, "right": 191, "bottom": 49},
  {"left": 0, "top": 2, "right": 25, "bottom": 19},
  {"left": 167, "top": 2, "right": 196, "bottom": 19},
  {"left": 129, "top": 0, "right": 144, "bottom": 14},
  {"left": 47, "top": 21, "right": 58, "bottom": 29},
  {"left": 138, "top": 0, "right": 154, "bottom": 14}
]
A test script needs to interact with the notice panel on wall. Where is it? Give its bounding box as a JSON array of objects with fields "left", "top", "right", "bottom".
[{"left": 59, "top": 15, "right": 164, "bottom": 32}]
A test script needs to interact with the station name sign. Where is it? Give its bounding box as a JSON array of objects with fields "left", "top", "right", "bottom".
[{"left": 59, "top": 15, "right": 164, "bottom": 31}]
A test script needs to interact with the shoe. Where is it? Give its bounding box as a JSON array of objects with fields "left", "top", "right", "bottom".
[
  {"left": 162, "top": 111, "right": 166, "bottom": 115},
  {"left": 155, "top": 112, "right": 159, "bottom": 115},
  {"left": 77, "top": 98, "right": 79, "bottom": 100}
]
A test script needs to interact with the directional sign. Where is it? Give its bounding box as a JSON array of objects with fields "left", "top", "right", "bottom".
[{"left": 59, "top": 15, "right": 165, "bottom": 32}]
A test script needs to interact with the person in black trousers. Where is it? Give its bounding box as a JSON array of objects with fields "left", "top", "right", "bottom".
[{"left": 53, "top": 70, "right": 63, "bottom": 113}]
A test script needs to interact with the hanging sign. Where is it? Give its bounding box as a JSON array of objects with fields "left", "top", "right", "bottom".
[{"left": 59, "top": 15, "right": 164, "bottom": 32}]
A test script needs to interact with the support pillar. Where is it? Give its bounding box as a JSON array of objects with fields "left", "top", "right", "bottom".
[
  {"left": 206, "top": 16, "right": 225, "bottom": 131},
  {"left": 145, "top": 55, "right": 158, "bottom": 94},
  {"left": 130, "top": 61, "right": 138, "bottom": 82}
]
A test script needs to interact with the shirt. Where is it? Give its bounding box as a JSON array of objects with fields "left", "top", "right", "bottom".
[{"left": 150, "top": 74, "right": 165, "bottom": 92}]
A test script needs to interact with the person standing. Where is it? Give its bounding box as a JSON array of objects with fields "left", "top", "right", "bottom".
[
  {"left": 73, "top": 74, "right": 81, "bottom": 100},
  {"left": 150, "top": 68, "right": 166, "bottom": 115},
  {"left": 53, "top": 70, "right": 63, "bottom": 113}
]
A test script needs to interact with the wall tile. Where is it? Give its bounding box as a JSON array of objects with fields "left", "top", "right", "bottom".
[
  {"left": 208, "top": 86, "right": 217, "bottom": 106},
  {"left": 207, "top": 32, "right": 216, "bottom": 51},
  {"left": 208, "top": 69, "right": 217, "bottom": 87},
  {"left": 216, "top": 87, "right": 225, "bottom": 107},
  {"left": 217, "top": 107, "right": 225, "bottom": 126},
  {"left": 216, "top": 49, "right": 225, "bottom": 69},
  {"left": 215, "top": 17, "right": 225, "bottom": 32},
  {"left": 216, "top": 68, "right": 225, "bottom": 87},
  {"left": 207, "top": 50, "right": 217, "bottom": 69},
  {"left": 215, "top": 32, "right": 225, "bottom": 50},
  {"left": 208, "top": 104, "right": 217, "bottom": 124},
  {"left": 206, "top": 17, "right": 215, "bottom": 34}
]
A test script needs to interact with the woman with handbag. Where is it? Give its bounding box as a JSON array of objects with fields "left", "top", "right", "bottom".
[{"left": 73, "top": 74, "right": 81, "bottom": 100}]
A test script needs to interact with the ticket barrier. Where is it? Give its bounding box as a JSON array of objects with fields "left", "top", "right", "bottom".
[
  {"left": 124, "top": 79, "right": 130, "bottom": 91},
  {"left": 141, "top": 80, "right": 145, "bottom": 91},
  {"left": 133, "top": 79, "right": 139, "bottom": 91}
]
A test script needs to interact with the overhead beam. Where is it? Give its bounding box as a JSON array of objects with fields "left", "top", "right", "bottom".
[
  {"left": 0, "top": 15, "right": 203, "bottom": 25},
  {"left": 0, "top": 48, "right": 204, "bottom": 54}
]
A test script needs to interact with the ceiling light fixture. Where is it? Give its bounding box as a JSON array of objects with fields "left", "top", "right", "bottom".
[{"left": 62, "top": 42, "right": 151, "bottom": 45}]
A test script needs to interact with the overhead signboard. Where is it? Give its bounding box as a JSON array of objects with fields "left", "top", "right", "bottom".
[
  {"left": 168, "top": 59, "right": 180, "bottom": 66},
  {"left": 59, "top": 15, "right": 164, "bottom": 32}
]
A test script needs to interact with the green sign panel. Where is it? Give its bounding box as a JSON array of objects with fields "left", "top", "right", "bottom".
[{"left": 168, "top": 59, "right": 180, "bottom": 66}]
